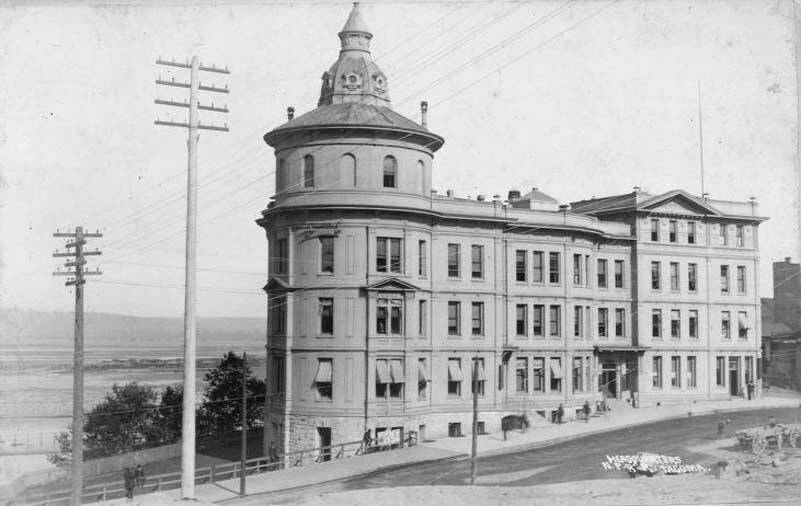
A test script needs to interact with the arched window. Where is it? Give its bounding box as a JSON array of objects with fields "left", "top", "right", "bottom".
[
  {"left": 383, "top": 155, "right": 397, "bottom": 188},
  {"left": 340, "top": 153, "right": 356, "bottom": 187},
  {"left": 303, "top": 154, "right": 315, "bottom": 188}
]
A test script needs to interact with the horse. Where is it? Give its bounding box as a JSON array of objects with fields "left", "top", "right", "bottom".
[{"left": 501, "top": 414, "right": 530, "bottom": 441}]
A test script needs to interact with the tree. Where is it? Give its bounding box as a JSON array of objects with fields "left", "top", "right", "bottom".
[
  {"left": 199, "top": 352, "right": 265, "bottom": 439},
  {"left": 48, "top": 382, "right": 184, "bottom": 465},
  {"left": 159, "top": 384, "right": 184, "bottom": 444}
]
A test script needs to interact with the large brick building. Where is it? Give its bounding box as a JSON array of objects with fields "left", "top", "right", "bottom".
[{"left": 258, "top": 3, "right": 767, "bottom": 454}]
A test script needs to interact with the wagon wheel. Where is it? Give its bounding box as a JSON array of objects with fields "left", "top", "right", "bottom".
[
  {"left": 789, "top": 427, "right": 801, "bottom": 448},
  {"left": 752, "top": 435, "right": 768, "bottom": 456}
]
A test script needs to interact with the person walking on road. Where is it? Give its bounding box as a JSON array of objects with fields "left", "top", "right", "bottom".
[
  {"left": 557, "top": 404, "right": 565, "bottom": 424},
  {"left": 583, "top": 400, "right": 591, "bottom": 422},
  {"left": 135, "top": 464, "right": 145, "bottom": 488},
  {"left": 123, "top": 467, "right": 135, "bottom": 499}
]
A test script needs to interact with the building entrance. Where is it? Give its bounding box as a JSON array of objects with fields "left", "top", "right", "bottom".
[
  {"left": 729, "top": 357, "right": 741, "bottom": 397},
  {"left": 601, "top": 363, "right": 617, "bottom": 398},
  {"left": 317, "top": 427, "right": 331, "bottom": 461}
]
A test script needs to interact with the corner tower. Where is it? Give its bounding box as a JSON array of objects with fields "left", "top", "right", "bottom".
[{"left": 263, "top": 2, "right": 443, "bottom": 207}]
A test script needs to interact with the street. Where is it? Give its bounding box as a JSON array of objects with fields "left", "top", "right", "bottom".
[{"left": 247, "top": 407, "right": 801, "bottom": 505}]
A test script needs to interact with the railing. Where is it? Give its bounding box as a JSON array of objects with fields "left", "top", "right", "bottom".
[{"left": 20, "top": 433, "right": 417, "bottom": 505}]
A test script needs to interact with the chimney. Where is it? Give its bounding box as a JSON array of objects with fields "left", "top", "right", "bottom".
[
  {"left": 477, "top": 194, "right": 486, "bottom": 202},
  {"left": 420, "top": 101, "right": 428, "bottom": 128},
  {"left": 785, "top": 257, "right": 792, "bottom": 263},
  {"left": 559, "top": 204, "right": 570, "bottom": 212},
  {"left": 508, "top": 190, "right": 521, "bottom": 201},
  {"left": 446, "top": 189, "right": 454, "bottom": 197},
  {"left": 430, "top": 189, "right": 438, "bottom": 196},
  {"left": 287, "top": 106, "right": 295, "bottom": 121},
  {"left": 632, "top": 186, "right": 641, "bottom": 193}
]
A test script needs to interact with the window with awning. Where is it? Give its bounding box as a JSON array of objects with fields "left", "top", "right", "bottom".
[
  {"left": 376, "top": 359, "right": 391, "bottom": 383},
  {"left": 376, "top": 358, "right": 404, "bottom": 399},
  {"left": 476, "top": 359, "right": 488, "bottom": 381},
  {"left": 315, "top": 359, "right": 332, "bottom": 383},
  {"left": 550, "top": 358, "right": 563, "bottom": 379},
  {"left": 390, "top": 359, "right": 404, "bottom": 382},
  {"left": 448, "top": 359, "right": 464, "bottom": 381},
  {"left": 418, "top": 359, "right": 430, "bottom": 383}
]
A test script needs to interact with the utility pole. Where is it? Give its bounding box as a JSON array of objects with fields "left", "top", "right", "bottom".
[
  {"left": 240, "top": 351, "right": 248, "bottom": 496},
  {"left": 794, "top": 0, "right": 801, "bottom": 261},
  {"left": 155, "top": 56, "right": 230, "bottom": 500},
  {"left": 470, "top": 356, "right": 478, "bottom": 485},
  {"left": 53, "top": 226, "right": 102, "bottom": 506}
]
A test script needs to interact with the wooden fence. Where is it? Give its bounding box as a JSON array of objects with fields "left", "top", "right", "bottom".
[{"left": 20, "top": 432, "right": 417, "bottom": 505}]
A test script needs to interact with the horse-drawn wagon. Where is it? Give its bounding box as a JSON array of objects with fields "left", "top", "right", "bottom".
[{"left": 735, "top": 424, "right": 801, "bottom": 456}]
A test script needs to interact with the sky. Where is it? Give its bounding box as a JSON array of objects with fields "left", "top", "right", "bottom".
[{"left": 0, "top": 0, "right": 798, "bottom": 318}]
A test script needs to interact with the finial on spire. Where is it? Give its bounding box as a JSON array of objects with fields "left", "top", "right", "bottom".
[
  {"left": 338, "top": 2, "right": 373, "bottom": 53},
  {"left": 340, "top": 3, "right": 371, "bottom": 36}
]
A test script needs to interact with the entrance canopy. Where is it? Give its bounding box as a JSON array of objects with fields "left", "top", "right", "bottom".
[{"left": 594, "top": 345, "right": 649, "bottom": 354}]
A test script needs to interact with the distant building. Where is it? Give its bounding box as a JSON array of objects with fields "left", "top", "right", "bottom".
[
  {"left": 258, "top": 3, "right": 768, "bottom": 454},
  {"left": 761, "top": 258, "right": 801, "bottom": 388}
]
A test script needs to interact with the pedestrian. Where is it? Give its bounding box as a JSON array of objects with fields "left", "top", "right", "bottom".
[
  {"left": 361, "top": 428, "right": 371, "bottom": 453},
  {"left": 583, "top": 400, "right": 591, "bottom": 423},
  {"left": 557, "top": 404, "right": 564, "bottom": 424},
  {"left": 135, "top": 464, "right": 145, "bottom": 488},
  {"left": 123, "top": 467, "right": 135, "bottom": 499},
  {"left": 747, "top": 381, "right": 754, "bottom": 400}
]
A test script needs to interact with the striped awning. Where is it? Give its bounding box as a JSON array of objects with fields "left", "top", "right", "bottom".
[
  {"left": 476, "top": 360, "right": 488, "bottom": 381},
  {"left": 376, "top": 360, "right": 391, "bottom": 383},
  {"left": 418, "top": 360, "right": 429, "bottom": 383},
  {"left": 315, "top": 360, "right": 332, "bottom": 383},
  {"left": 550, "top": 360, "right": 563, "bottom": 379},
  {"left": 448, "top": 360, "right": 463, "bottom": 382},
  {"left": 390, "top": 359, "right": 405, "bottom": 382}
]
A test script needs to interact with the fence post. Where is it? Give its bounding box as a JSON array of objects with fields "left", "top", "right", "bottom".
[
  {"left": 157, "top": 477, "right": 162, "bottom": 492},
  {"left": 101, "top": 486, "right": 106, "bottom": 501},
  {"left": 210, "top": 463, "right": 215, "bottom": 483}
]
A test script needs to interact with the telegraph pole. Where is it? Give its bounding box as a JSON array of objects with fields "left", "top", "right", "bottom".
[
  {"left": 240, "top": 351, "right": 248, "bottom": 496},
  {"left": 470, "top": 356, "right": 478, "bottom": 485},
  {"left": 53, "top": 226, "right": 102, "bottom": 506},
  {"left": 155, "top": 56, "right": 230, "bottom": 499}
]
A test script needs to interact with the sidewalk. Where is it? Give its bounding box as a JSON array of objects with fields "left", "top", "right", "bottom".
[{"left": 97, "top": 395, "right": 801, "bottom": 505}]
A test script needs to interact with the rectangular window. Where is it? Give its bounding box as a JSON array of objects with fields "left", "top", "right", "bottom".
[
  {"left": 721, "top": 311, "right": 731, "bottom": 339},
  {"left": 687, "top": 356, "right": 697, "bottom": 388},
  {"left": 670, "top": 356, "right": 681, "bottom": 387},
  {"left": 720, "top": 224, "right": 728, "bottom": 246},
  {"left": 597, "top": 259, "right": 608, "bottom": 288},
  {"left": 515, "top": 357, "right": 528, "bottom": 393},
  {"left": 585, "top": 255, "right": 590, "bottom": 287},
  {"left": 383, "top": 157, "right": 397, "bottom": 188},
  {"left": 652, "top": 309, "right": 662, "bottom": 338},
  {"left": 652, "top": 356, "right": 663, "bottom": 388},
  {"left": 651, "top": 219, "right": 660, "bottom": 241},
  {"left": 532, "top": 252, "right": 543, "bottom": 282},
  {"left": 419, "top": 300, "right": 427, "bottom": 336},
  {"left": 720, "top": 265, "right": 729, "bottom": 293},
  {"left": 376, "top": 237, "right": 402, "bottom": 273},
  {"left": 471, "top": 245, "right": 483, "bottom": 279},
  {"left": 515, "top": 250, "right": 527, "bottom": 282},
  {"left": 738, "top": 311, "right": 748, "bottom": 339},
  {"left": 585, "top": 306, "right": 591, "bottom": 337},
  {"left": 275, "top": 238, "right": 288, "bottom": 274},
  {"left": 614, "top": 260, "right": 624, "bottom": 288},
  {"left": 689, "top": 310, "right": 698, "bottom": 338},
  {"left": 688, "top": 263, "right": 697, "bottom": 292},
  {"left": 516, "top": 304, "right": 528, "bottom": 336},
  {"left": 736, "top": 225, "right": 744, "bottom": 247},
  {"left": 375, "top": 359, "right": 404, "bottom": 399},
  {"left": 573, "top": 254, "right": 582, "bottom": 285},
  {"left": 572, "top": 357, "right": 583, "bottom": 393},
  {"left": 319, "top": 298, "right": 334, "bottom": 335},
  {"left": 745, "top": 356, "right": 754, "bottom": 383},
  {"left": 448, "top": 244, "right": 460, "bottom": 278},
  {"left": 651, "top": 261, "right": 661, "bottom": 290},
  {"left": 574, "top": 306, "right": 583, "bottom": 338},
  {"left": 315, "top": 358, "right": 333, "bottom": 400},
  {"left": 303, "top": 155, "right": 315, "bottom": 187},
  {"left": 471, "top": 302, "right": 484, "bottom": 336},
  {"left": 418, "top": 240, "right": 427, "bottom": 277},
  {"left": 269, "top": 295, "right": 287, "bottom": 335},
  {"left": 418, "top": 358, "right": 428, "bottom": 399},
  {"left": 737, "top": 266, "right": 746, "bottom": 294},
  {"left": 532, "top": 305, "right": 544, "bottom": 336},
  {"left": 376, "top": 298, "right": 403, "bottom": 335},
  {"left": 448, "top": 301, "right": 461, "bottom": 336},
  {"left": 532, "top": 358, "right": 545, "bottom": 392},
  {"left": 447, "top": 358, "right": 462, "bottom": 396},
  {"left": 550, "top": 358, "right": 563, "bottom": 392},
  {"left": 549, "top": 305, "right": 561, "bottom": 337},
  {"left": 687, "top": 221, "right": 696, "bottom": 244},
  {"left": 669, "top": 220, "right": 677, "bottom": 242},
  {"left": 615, "top": 308, "right": 625, "bottom": 337},
  {"left": 549, "top": 252, "right": 560, "bottom": 283},
  {"left": 320, "top": 236, "right": 334, "bottom": 273},
  {"left": 670, "top": 262, "right": 679, "bottom": 291},
  {"left": 670, "top": 309, "right": 680, "bottom": 338},
  {"left": 597, "top": 308, "right": 608, "bottom": 338},
  {"left": 470, "top": 358, "right": 487, "bottom": 396},
  {"left": 716, "top": 357, "right": 726, "bottom": 386},
  {"left": 272, "top": 356, "right": 285, "bottom": 393}
]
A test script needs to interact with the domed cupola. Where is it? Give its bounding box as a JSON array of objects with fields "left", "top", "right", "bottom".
[{"left": 319, "top": 2, "right": 389, "bottom": 107}]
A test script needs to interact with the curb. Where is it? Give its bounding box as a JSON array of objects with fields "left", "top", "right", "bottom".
[{"left": 215, "top": 452, "right": 467, "bottom": 504}]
